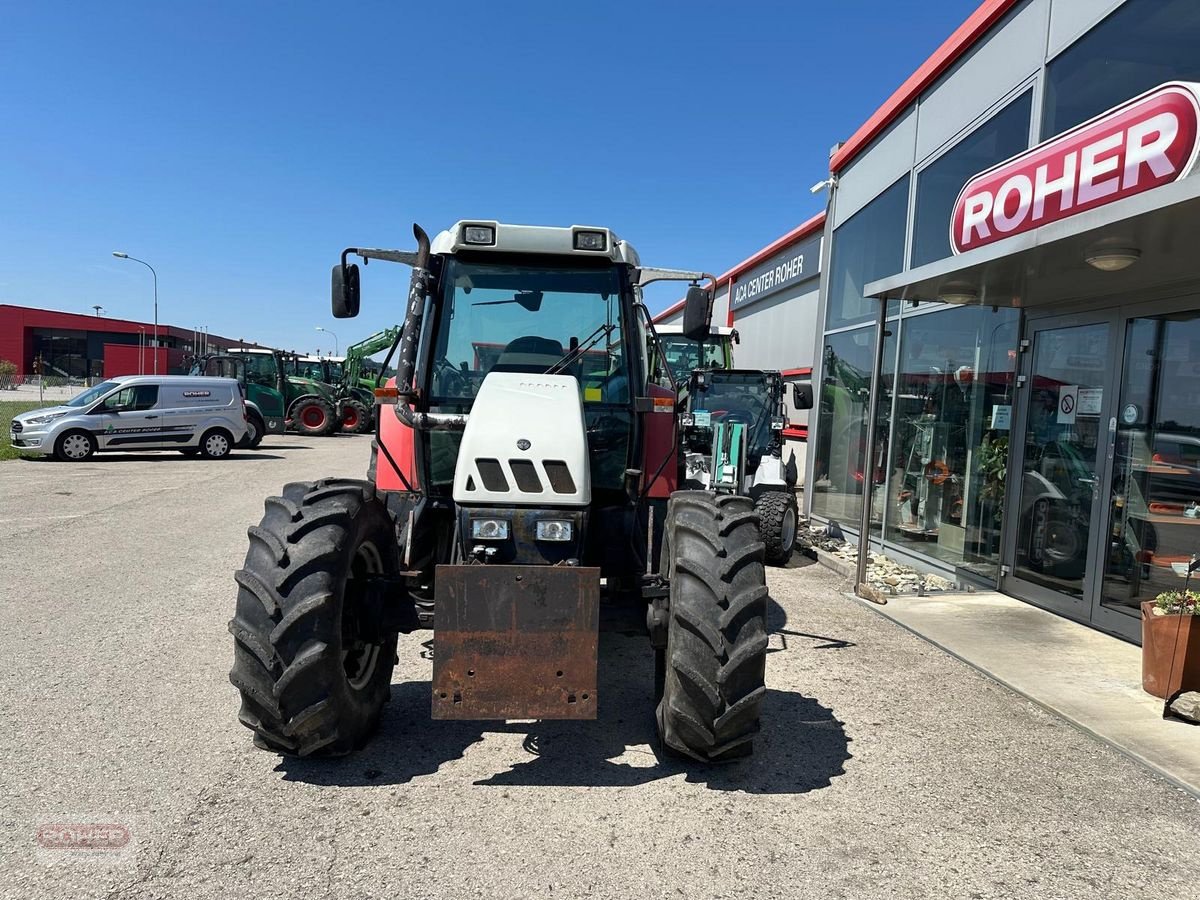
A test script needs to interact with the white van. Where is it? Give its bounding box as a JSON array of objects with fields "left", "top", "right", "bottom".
[{"left": 10, "top": 375, "right": 249, "bottom": 461}]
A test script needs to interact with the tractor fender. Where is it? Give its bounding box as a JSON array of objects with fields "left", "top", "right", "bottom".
[{"left": 243, "top": 399, "right": 284, "bottom": 435}]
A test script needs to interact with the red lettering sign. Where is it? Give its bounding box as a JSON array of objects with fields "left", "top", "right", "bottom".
[{"left": 951, "top": 83, "right": 1200, "bottom": 254}]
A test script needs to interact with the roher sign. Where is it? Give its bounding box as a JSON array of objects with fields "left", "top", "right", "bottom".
[{"left": 951, "top": 82, "right": 1200, "bottom": 254}]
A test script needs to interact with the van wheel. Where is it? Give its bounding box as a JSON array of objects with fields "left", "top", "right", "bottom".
[
  {"left": 200, "top": 428, "right": 234, "bottom": 459},
  {"left": 55, "top": 430, "right": 95, "bottom": 462}
]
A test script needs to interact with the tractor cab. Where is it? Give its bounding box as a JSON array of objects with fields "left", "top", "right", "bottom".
[{"left": 654, "top": 323, "right": 738, "bottom": 386}]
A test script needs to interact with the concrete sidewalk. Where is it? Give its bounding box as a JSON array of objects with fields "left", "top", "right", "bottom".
[{"left": 855, "top": 590, "right": 1200, "bottom": 796}]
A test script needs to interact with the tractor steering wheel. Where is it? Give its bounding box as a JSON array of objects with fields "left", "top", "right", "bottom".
[{"left": 436, "top": 359, "right": 472, "bottom": 398}]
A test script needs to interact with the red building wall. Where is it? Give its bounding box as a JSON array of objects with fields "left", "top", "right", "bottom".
[{"left": 102, "top": 344, "right": 172, "bottom": 378}]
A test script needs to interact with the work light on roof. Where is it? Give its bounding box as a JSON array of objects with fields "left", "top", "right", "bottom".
[
  {"left": 573, "top": 230, "right": 607, "bottom": 252},
  {"left": 463, "top": 225, "right": 496, "bottom": 246}
]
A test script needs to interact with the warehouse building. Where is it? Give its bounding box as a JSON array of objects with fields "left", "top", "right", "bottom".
[{"left": 0, "top": 304, "right": 251, "bottom": 380}]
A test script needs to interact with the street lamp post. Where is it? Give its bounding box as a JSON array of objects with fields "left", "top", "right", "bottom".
[
  {"left": 315, "top": 326, "right": 338, "bottom": 356},
  {"left": 112, "top": 252, "right": 158, "bottom": 373}
]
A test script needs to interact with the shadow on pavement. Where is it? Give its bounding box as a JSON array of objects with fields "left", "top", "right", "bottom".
[{"left": 277, "top": 629, "right": 851, "bottom": 795}]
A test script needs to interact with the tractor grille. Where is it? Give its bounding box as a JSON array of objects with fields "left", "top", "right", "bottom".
[
  {"left": 542, "top": 460, "right": 576, "bottom": 494},
  {"left": 476, "top": 458, "right": 509, "bottom": 492},
  {"left": 508, "top": 459, "right": 543, "bottom": 493}
]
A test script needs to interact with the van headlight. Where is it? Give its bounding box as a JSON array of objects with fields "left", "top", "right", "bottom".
[
  {"left": 535, "top": 520, "right": 573, "bottom": 542},
  {"left": 25, "top": 412, "right": 68, "bottom": 425}
]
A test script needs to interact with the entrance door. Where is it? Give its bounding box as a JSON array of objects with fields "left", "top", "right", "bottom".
[
  {"left": 1096, "top": 307, "right": 1200, "bottom": 639},
  {"left": 1003, "top": 315, "right": 1119, "bottom": 623}
]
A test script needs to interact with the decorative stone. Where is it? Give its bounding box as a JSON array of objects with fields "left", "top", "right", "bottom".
[{"left": 1169, "top": 692, "right": 1200, "bottom": 722}]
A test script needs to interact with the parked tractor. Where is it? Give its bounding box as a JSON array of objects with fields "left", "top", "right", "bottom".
[
  {"left": 678, "top": 369, "right": 811, "bottom": 565},
  {"left": 291, "top": 354, "right": 375, "bottom": 435},
  {"left": 228, "top": 220, "right": 773, "bottom": 762},
  {"left": 193, "top": 347, "right": 341, "bottom": 442},
  {"left": 655, "top": 323, "right": 737, "bottom": 385}
]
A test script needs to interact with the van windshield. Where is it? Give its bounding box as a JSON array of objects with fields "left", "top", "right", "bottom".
[{"left": 65, "top": 381, "right": 121, "bottom": 408}]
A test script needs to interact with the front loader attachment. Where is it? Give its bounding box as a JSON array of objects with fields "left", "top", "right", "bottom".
[{"left": 431, "top": 565, "right": 600, "bottom": 720}]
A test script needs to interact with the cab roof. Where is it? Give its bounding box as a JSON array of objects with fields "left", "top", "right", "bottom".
[{"left": 430, "top": 220, "right": 641, "bottom": 266}]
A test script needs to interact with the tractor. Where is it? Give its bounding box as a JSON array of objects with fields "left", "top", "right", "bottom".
[
  {"left": 291, "top": 353, "right": 376, "bottom": 435},
  {"left": 677, "top": 368, "right": 811, "bottom": 566},
  {"left": 193, "top": 347, "right": 341, "bottom": 442},
  {"left": 228, "top": 220, "right": 774, "bottom": 762},
  {"left": 655, "top": 322, "right": 738, "bottom": 385}
]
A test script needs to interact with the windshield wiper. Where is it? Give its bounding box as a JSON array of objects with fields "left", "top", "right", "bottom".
[{"left": 546, "top": 323, "right": 616, "bottom": 375}]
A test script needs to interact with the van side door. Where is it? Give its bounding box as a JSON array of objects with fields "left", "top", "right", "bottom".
[{"left": 91, "top": 384, "right": 163, "bottom": 450}]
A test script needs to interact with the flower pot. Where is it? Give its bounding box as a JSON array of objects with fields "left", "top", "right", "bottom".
[{"left": 1140, "top": 600, "right": 1200, "bottom": 699}]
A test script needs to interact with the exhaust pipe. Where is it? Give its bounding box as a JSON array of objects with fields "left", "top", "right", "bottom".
[
  {"left": 394, "top": 223, "right": 431, "bottom": 402},
  {"left": 392, "top": 224, "right": 468, "bottom": 432}
]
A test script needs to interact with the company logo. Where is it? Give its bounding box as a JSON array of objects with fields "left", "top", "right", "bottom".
[
  {"left": 951, "top": 82, "right": 1200, "bottom": 254},
  {"left": 516, "top": 438, "right": 531, "bottom": 451}
]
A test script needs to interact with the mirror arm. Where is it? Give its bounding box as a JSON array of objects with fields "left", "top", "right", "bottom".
[
  {"left": 342, "top": 247, "right": 420, "bottom": 268},
  {"left": 636, "top": 268, "right": 716, "bottom": 289}
]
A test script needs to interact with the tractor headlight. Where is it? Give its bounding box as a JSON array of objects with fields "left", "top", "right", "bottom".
[
  {"left": 463, "top": 224, "right": 496, "bottom": 245},
  {"left": 573, "top": 230, "right": 607, "bottom": 251},
  {"left": 535, "top": 520, "right": 573, "bottom": 542},
  {"left": 471, "top": 518, "right": 509, "bottom": 540}
]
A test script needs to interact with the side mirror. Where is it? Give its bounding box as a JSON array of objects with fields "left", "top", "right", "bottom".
[
  {"left": 791, "top": 381, "right": 814, "bottom": 410},
  {"left": 332, "top": 263, "right": 361, "bottom": 319},
  {"left": 681, "top": 284, "right": 713, "bottom": 342}
]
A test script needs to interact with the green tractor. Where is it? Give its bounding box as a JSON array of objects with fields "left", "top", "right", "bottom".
[
  {"left": 193, "top": 347, "right": 341, "bottom": 443},
  {"left": 655, "top": 323, "right": 738, "bottom": 385},
  {"left": 290, "top": 354, "right": 376, "bottom": 435}
]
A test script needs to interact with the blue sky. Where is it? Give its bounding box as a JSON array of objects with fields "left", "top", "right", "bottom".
[{"left": 1, "top": 1, "right": 976, "bottom": 355}]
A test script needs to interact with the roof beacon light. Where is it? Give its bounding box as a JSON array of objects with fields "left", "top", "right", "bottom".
[
  {"left": 574, "top": 230, "right": 607, "bottom": 252},
  {"left": 463, "top": 225, "right": 496, "bottom": 246}
]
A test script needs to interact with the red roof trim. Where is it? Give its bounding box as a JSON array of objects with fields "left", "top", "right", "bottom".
[
  {"left": 652, "top": 211, "right": 826, "bottom": 323},
  {"left": 830, "top": 0, "right": 1021, "bottom": 174},
  {"left": 781, "top": 367, "right": 813, "bottom": 378}
]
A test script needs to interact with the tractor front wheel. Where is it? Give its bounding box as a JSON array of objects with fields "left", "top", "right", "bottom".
[
  {"left": 755, "top": 490, "right": 798, "bottom": 566},
  {"left": 340, "top": 399, "right": 372, "bottom": 435},
  {"left": 657, "top": 491, "right": 769, "bottom": 761},
  {"left": 228, "top": 478, "right": 402, "bottom": 755},
  {"left": 291, "top": 397, "right": 337, "bottom": 437}
]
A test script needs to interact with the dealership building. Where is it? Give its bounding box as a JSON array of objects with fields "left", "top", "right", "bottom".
[
  {"left": 0, "top": 304, "right": 252, "bottom": 380},
  {"left": 660, "top": 0, "right": 1200, "bottom": 644}
]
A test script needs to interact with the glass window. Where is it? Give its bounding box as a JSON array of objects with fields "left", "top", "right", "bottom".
[
  {"left": 100, "top": 384, "right": 157, "bottom": 411},
  {"left": 882, "top": 306, "right": 1019, "bottom": 579},
  {"left": 1042, "top": 0, "right": 1200, "bottom": 138},
  {"left": 911, "top": 91, "right": 1032, "bottom": 268},
  {"left": 1102, "top": 311, "right": 1200, "bottom": 618},
  {"left": 826, "top": 176, "right": 910, "bottom": 330},
  {"left": 868, "top": 324, "right": 899, "bottom": 540},
  {"left": 811, "top": 327, "right": 878, "bottom": 525}
]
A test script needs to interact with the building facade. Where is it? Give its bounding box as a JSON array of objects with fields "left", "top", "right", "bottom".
[
  {"left": 0, "top": 305, "right": 252, "bottom": 380},
  {"left": 807, "top": 0, "right": 1200, "bottom": 643}
]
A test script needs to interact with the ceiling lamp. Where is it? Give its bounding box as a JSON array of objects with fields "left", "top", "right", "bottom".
[
  {"left": 1085, "top": 247, "right": 1140, "bottom": 271},
  {"left": 938, "top": 283, "right": 978, "bottom": 304}
]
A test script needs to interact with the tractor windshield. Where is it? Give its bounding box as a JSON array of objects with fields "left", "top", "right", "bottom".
[
  {"left": 660, "top": 334, "right": 727, "bottom": 381},
  {"left": 691, "top": 372, "right": 777, "bottom": 461},
  {"left": 431, "top": 261, "right": 630, "bottom": 404},
  {"left": 426, "top": 259, "right": 634, "bottom": 492}
]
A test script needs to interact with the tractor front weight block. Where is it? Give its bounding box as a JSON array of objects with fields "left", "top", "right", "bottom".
[{"left": 431, "top": 564, "right": 599, "bottom": 720}]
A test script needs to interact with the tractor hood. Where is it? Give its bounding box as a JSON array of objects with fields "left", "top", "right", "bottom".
[{"left": 452, "top": 372, "right": 590, "bottom": 507}]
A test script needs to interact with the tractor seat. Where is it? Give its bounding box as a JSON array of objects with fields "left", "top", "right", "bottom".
[{"left": 492, "top": 336, "right": 566, "bottom": 374}]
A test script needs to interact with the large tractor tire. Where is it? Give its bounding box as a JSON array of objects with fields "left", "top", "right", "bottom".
[
  {"left": 290, "top": 397, "right": 338, "bottom": 437},
  {"left": 755, "top": 489, "right": 798, "bottom": 566},
  {"left": 657, "top": 491, "right": 769, "bottom": 762},
  {"left": 240, "top": 409, "right": 266, "bottom": 449},
  {"left": 228, "top": 478, "right": 401, "bottom": 756},
  {"left": 340, "top": 399, "right": 372, "bottom": 435}
]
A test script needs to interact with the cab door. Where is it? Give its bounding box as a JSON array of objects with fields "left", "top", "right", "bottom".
[{"left": 91, "top": 384, "right": 163, "bottom": 450}]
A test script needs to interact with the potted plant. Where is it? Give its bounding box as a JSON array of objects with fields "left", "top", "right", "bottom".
[{"left": 1141, "top": 590, "right": 1200, "bottom": 698}]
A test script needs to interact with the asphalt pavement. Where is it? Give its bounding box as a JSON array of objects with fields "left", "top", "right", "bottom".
[{"left": 2, "top": 434, "right": 1198, "bottom": 899}]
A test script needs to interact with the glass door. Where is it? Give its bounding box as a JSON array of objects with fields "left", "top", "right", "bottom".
[
  {"left": 1003, "top": 316, "right": 1119, "bottom": 620},
  {"left": 1097, "top": 309, "right": 1200, "bottom": 638}
]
